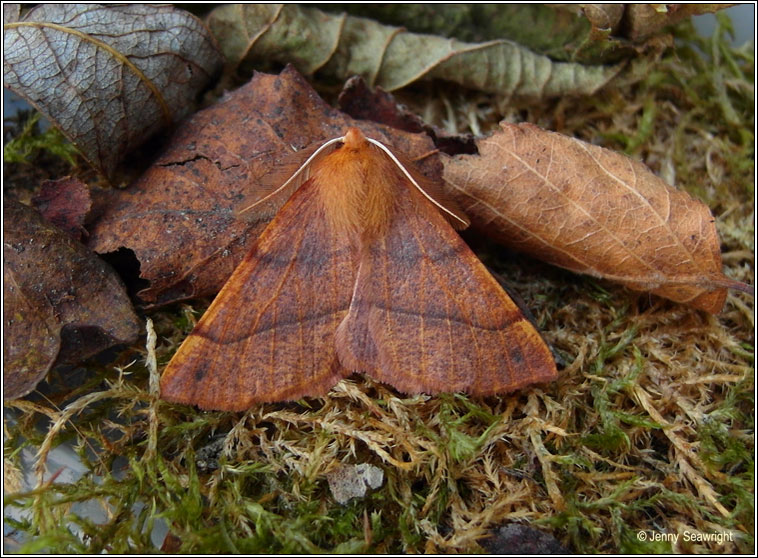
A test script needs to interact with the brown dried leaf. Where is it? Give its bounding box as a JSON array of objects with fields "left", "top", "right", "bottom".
[
  {"left": 4, "top": 199, "right": 141, "bottom": 399},
  {"left": 443, "top": 122, "right": 735, "bottom": 313},
  {"left": 87, "top": 66, "right": 442, "bottom": 307},
  {"left": 3, "top": 4, "right": 223, "bottom": 180},
  {"left": 4, "top": 264, "right": 60, "bottom": 401}
]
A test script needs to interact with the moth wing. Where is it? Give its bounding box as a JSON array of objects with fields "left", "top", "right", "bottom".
[
  {"left": 335, "top": 180, "right": 557, "bottom": 395},
  {"left": 161, "top": 176, "right": 357, "bottom": 410}
]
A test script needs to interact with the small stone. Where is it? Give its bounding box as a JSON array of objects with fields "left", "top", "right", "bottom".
[{"left": 326, "top": 463, "right": 384, "bottom": 504}]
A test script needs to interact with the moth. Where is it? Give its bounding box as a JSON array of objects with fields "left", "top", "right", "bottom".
[{"left": 160, "top": 128, "right": 557, "bottom": 410}]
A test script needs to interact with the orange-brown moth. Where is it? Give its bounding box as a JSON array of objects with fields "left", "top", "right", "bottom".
[{"left": 160, "top": 128, "right": 557, "bottom": 411}]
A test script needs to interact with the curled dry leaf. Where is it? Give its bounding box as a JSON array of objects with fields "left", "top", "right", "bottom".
[
  {"left": 207, "top": 3, "right": 623, "bottom": 99},
  {"left": 3, "top": 4, "right": 223, "bottom": 180},
  {"left": 4, "top": 199, "right": 141, "bottom": 400},
  {"left": 87, "top": 66, "right": 443, "bottom": 307},
  {"left": 443, "top": 122, "right": 738, "bottom": 313},
  {"left": 323, "top": 4, "right": 631, "bottom": 65}
]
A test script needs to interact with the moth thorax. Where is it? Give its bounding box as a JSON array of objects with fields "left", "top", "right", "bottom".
[{"left": 317, "top": 145, "right": 397, "bottom": 241}]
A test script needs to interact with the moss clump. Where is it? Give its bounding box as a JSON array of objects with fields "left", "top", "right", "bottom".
[{"left": 3, "top": 111, "right": 80, "bottom": 177}]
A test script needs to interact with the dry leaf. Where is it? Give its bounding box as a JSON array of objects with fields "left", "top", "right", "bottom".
[
  {"left": 207, "top": 4, "right": 623, "bottom": 99},
  {"left": 87, "top": 66, "right": 443, "bottom": 307},
  {"left": 4, "top": 199, "right": 141, "bottom": 399},
  {"left": 31, "top": 177, "right": 91, "bottom": 242},
  {"left": 321, "top": 5, "right": 737, "bottom": 68},
  {"left": 4, "top": 259, "right": 60, "bottom": 401},
  {"left": 3, "top": 3, "right": 20, "bottom": 24},
  {"left": 443, "top": 122, "right": 738, "bottom": 313},
  {"left": 322, "top": 4, "right": 630, "bottom": 65},
  {"left": 3, "top": 4, "right": 223, "bottom": 180}
]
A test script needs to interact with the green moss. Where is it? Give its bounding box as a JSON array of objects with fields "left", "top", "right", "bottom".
[{"left": 4, "top": 111, "right": 80, "bottom": 169}]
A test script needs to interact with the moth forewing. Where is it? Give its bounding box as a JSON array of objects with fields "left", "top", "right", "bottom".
[{"left": 365, "top": 137, "right": 469, "bottom": 229}]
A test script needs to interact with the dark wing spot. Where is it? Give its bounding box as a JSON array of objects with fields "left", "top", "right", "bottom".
[
  {"left": 509, "top": 345, "right": 524, "bottom": 365},
  {"left": 194, "top": 366, "right": 208, "bottom": 382}
]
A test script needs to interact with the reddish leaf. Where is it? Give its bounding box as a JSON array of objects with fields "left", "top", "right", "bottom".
[
  {"left": 87, "top": 66, "right": 443, "bottom": 307},
  {"left": 32, "top": 176, "right": 91, "bottom": 241},
  {"left": 443, "top": 122, "right": 740, "bottom": 313},
  {"left": 4, "top": 199, "right": 140, "bottom": 399}
]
